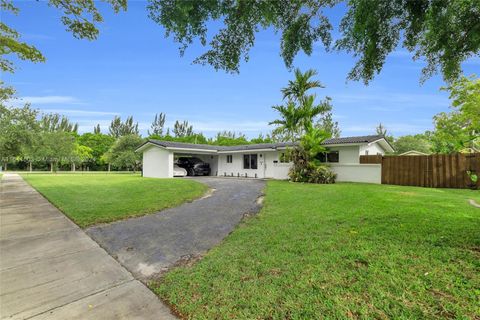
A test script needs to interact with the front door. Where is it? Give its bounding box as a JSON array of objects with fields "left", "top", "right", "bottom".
[{"left": 264, "top": 152, "right": 275, "bottom": 178}]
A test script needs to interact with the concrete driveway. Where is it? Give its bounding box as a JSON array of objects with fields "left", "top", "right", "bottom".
[{"left": 87, "top": 177, "right": 265, "bottom": 280}]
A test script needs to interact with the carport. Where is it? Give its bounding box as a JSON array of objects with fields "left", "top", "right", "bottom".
[
  {"left": 173, "top": 152, "right": 219, "bottom": 176},
  {"left": 136, "top": 140, "right": 220, "bottom": 178}
]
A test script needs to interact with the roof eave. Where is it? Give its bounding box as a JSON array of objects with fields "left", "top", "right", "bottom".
[
  {"left": 135, "top": 141, "right": 166, "bottom": 153},
  {"left": 373, "top": 138, "right": 395, "bottom": 153},
  {"left": 322, "top": 142, "right": 365, "bottom": 147},
  {"left": 166, "top": 147, "right": 218, "bottom": 154},
  {"left": 218, "top": 148, "right": 276, "bottom": 154}
]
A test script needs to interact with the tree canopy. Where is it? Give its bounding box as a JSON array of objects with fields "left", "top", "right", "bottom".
[
  {"left": 109, "top": 115, "right": 139, "bottom": 138},
  {"left": 104, "top": 134, "right": 144, "bottom": 171},
  {"left": 148, "top": 0, "right": 480, "bottom": 83},
  {"left": 430, "top": 75, "right": 480, "bottom": 153},
  {"left": 3, "top": 0, "right": 478, "bottom": 88},
  {"left": 1, "top": 0, "right": 126, "bottom": 75},
  {"left": 393, "top": 134, "right": 432, "bottom": 154}
]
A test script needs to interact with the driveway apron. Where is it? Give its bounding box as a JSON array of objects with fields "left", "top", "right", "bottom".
[{"left": 87, "top": 177, "right": 265, "bottom": 280}]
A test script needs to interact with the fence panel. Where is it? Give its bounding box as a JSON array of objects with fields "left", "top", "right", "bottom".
[
  {"left": 359, "top": 155, "right": 382, "bottom": 164},
  {"left": 378, "top": 153, "right": 479, "bottom": 189}
]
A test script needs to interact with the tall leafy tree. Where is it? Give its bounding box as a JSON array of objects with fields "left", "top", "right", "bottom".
[
  {"left": 394, "top": 134, "right": 432, "bottom": 154},
  {"left": 148, "top": 112, "right": 166, "bottom": 136},
  {"left": 317, "top": 112, "right": 341, "bottom": 138},
  {"left": 250, "top": 133, "right": 274, "bottom": 144},
  {"left": 77, "top": 132, "right": 115, "bottom": 168},
  {"left": 173, "top": 120, "right": 193, "bottom": 138},
  {"left": 1, "top": 1, "right": 44, "bottom": 74},
  {"left": 0, "top": 104, "right": 39, "bottom": 170},
  {"left": 122, "top": 116, "right": 139, "bottom": 136},
  {"left": 40, "top": 113, "right": 78, "bottom": 132},
  {"left": 104, "top": 134, "right": 144, "bottom": 171},
  {"left": 148, "top": 0, "right": 479, "bottom": 83},
  {"left": 430, "top": 75, "right": 480, "bottom": 153},
  {"left": 375, "top": 123, "right": 394, "bottom": 144},
  {"left": 36, "top": 131, "right": 76, "bottom": 172},
  {"left": 93, "top": 123, "right": 101, "bottom": 134},
  {"left": 376, "top": 123, "right": 387, "bottom": 136},
  {"left": 109, "top": 115, "right": 139, "bottom": 138},
  {"left": 109, "top": 116, "right": 122, "bottom": 138},
  {"left": 70, "top": 144, "right": 93, "bottom": 171},
  {"left": 213, "top": 131, "right": 249, "bottom": 146}
]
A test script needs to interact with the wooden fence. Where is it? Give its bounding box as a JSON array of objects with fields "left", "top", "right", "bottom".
[{"left": 360, "top": 153, "right": 480, "bottom": 189}]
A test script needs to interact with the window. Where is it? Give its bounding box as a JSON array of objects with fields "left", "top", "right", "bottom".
[
  {"left": 327, "top": 151, "right": 339, "bottom": 163},
  {"left": 226, "top": 155, "right": 233, "bottom": 163},
  {"left": 316, "top": 152, "right": 327, "bottom": 163},
  {"left": 243, "top": 154, "right": 258, "bottom": 169},
  {"left": 279, "top": 152, "right": 291, "bottom": 163},
  {"left": 316, "top": 151, "right": 339, "bottom": 163}
]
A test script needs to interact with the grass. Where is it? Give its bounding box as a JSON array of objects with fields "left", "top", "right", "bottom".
[
  {"left": 22, "top": 174, "right": 208, "bottom": 228},
  {"left": 152, "top": 182, "right": 480, "bottom": 319}
]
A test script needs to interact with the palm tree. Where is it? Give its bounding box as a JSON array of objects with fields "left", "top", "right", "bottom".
[
  {"left": 281, "top": 68, "right": 324, "bottom": 102},
  {"left": 269, "top": 101, "right": 303, "bottom": 141},
  {"left": 299, "top": 95, "right": 332, "bottom": 132},
  {"left": 270, "top": 68, "right": 331, "bottom": 141}
]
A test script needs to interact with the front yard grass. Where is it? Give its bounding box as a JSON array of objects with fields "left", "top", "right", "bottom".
[
  {"left": 22, "top": 174, "right": 207, "bottom": 228},
  {"left": 152, "top": 182, "right": 480, "bottom": 319}
]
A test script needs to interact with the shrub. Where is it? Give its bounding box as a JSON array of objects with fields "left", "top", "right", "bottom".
[{"left": 288, "top": 146, "right": 336, "bottom": 184}]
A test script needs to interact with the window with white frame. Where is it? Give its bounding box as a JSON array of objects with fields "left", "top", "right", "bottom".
[
  {"left": 226, "top": 155, "right": 233, "bottom": 163},
  {"left": 243, "top": 154, "right": 258, "bottom": 169},
  {"left": 316, "top": 151, "right": 339, "bottom": 163}
]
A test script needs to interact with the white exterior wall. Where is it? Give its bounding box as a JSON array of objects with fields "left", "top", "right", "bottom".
[
  {"left": 217, "top": 152, "right": 267, "bottom": 178},
  {"left": 326, "top": 146, "right": 360, "bottom": 164},
  {"left": 264, "top": 151, "right": 291, "bottom": 179},
  {"left": 141, "top": 143, "right": 382, "bottom": 183},
  {"left": 360, "top": 142, "right": 385, "bottom": 156},
  {"left": 142, "top": 146, "right": 174, "bottom": 178},
  {"left": 330, "top": 164, "right": 381, "bottom": 184}
]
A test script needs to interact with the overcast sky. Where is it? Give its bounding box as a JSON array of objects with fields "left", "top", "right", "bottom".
[{"left": 4, "top": 1, "right": 479, "bottom": 138}]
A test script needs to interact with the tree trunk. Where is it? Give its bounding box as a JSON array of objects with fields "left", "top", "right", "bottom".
[
  {"left": 50, "top": 162, "right": 53, "bottom": 172},
  {"left": 72, "top": 162, "right": 76, "bottom": 172},
  {"left": 29, "top": 162, "right": 32, "bottom": 172},
  {"left": 3, "top": 162, "right": 7, "bottom": 171},
  {"left": 108, "top": 163, "right": 111, "bottom": 172}
]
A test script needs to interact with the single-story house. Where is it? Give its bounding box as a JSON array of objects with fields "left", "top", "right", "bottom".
[
  {"left": 136, "top": 135, "right": 394, "bottom": 184},
  {"left": 399, "top": 150, "right": 429, "bottom": 156}
]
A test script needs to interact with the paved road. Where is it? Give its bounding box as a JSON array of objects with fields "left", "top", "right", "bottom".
[
  {"left": 0, "top": 174, "right": 175, "bottom": 320},
  {"left": 87, "top": 177, "right": 265, "bottom": 280}
]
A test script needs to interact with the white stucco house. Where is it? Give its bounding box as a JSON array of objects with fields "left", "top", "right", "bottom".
[{"left": 136, "top": 135, "right": 394, "bottom": 184}]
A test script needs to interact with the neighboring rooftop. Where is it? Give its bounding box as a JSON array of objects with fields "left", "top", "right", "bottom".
[{"left": 137, "top": 135, "right": 392, "bottom": 152}]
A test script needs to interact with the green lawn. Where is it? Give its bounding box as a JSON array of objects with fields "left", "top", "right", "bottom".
[
  {"left": 152, "top": 182, "right": 480, "bottom": 319},
  {"left": 22, "top": 174, "right": 207, "bottom": 228}
]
